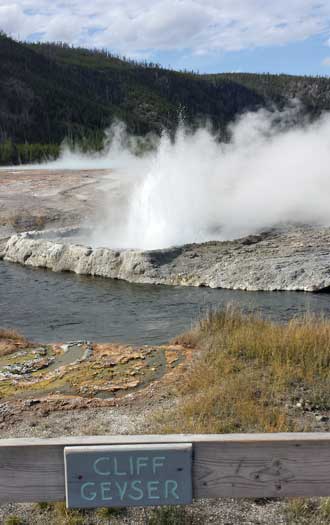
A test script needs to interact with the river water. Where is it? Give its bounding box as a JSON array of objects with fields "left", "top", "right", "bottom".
[{"left": 1, "top": 261, "right": 330, "bottom": 344}]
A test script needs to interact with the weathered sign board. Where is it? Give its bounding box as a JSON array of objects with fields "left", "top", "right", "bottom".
[{"left": 64, "top": 443, "right": 192, "bottom": 508}]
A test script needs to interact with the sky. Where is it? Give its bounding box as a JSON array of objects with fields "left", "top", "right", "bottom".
[{"left": 1, "top": 0, "right": 330, "bottom": 75}]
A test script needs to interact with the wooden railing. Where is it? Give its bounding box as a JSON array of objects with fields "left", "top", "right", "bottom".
[{"left": 0, "top": 433, "right": 330, "bottom": 505}]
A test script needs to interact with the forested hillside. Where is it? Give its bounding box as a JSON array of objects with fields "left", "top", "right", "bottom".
[
  {"left": 207, "top": 72, "right": 330, "bottom": 116},
  {"left": 1, "top": 31, "right": 330, "bottom": 165}
]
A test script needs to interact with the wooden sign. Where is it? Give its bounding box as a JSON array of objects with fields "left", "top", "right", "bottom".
[{"left": 64, "top": 443, "right": 192, "bottom": 508}]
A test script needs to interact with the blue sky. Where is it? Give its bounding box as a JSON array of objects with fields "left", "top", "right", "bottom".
[{"left": 1, "top": 0, "right": 330, "bottom": 76}]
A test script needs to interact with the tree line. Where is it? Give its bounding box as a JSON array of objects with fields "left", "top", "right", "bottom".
[
  {"left": 2, "top": 32, "right": 330, "bottom": 165},
  {"left": 0, "top": 140, "right": 60, "bottom": 166}
]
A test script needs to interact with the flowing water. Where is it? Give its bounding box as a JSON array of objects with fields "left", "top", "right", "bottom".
[{"left": 1, "top": 261, "right": 330, "bottom": 344}]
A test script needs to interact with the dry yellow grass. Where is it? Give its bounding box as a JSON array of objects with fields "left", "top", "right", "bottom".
[
  {"left": 0, "top": 329, "right": 29, "bottom": 357},
  {"left": 285, "top": 497, "right": 330, "bottom": 524},
  {"left": 159, "top": 308, "right": 330, "bottom": 434}
]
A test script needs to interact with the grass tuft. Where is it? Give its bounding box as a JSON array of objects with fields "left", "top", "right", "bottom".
[
  {"left": 96, "top": 506, "right": 126, "bottom": 518},
  {"left": 319, "top": 497, "right": 330, "bottom": 518},
  {"left": 0, "top": 328, "right": 27, "bottom": 342},
  {"left": 159, "top": 308, "right": 330, "bottom": 434},
  {"left": 4, "top": 517, "right": 25, "bottom": 525},
  {"left": 148, "top": 506, "right": 192, "bottom": 525},
  {"left": 0, "top": 328, "right": 29, "bottom": 357},
  {"left": 285, "top": 497, "right": 330, "bottom": 524}
]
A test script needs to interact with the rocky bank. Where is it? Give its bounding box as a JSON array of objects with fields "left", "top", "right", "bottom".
[{"left": 2, "top": 225, "right": 330, "bottom": 292}]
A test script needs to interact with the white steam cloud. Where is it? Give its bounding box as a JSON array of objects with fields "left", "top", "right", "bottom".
[{"left": 42, "top": 105, "right": 330, "bottom": 250}]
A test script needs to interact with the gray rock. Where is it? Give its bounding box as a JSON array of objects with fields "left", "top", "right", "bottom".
[
  {"left": 24, "top": 399, "right": 41, "bottom": 407},
  {"left": 31, "top": 348, "right": 47, "bottom": 356},
  {"left": 2, "top": 357, "right": 54, "bottom": 376},
  {"left": 315, "top": 415, "right": 329, "bottom": 422},
  {"left": 82, "top": 348, "right": 93, "bottom": 360},
  {"left": 2, "top": 224, "right": 330, "bottom": 292},
  {"left": 66, "top": 341, "right": 90, "bottom": 346}
]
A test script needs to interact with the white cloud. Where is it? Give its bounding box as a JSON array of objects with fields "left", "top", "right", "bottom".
[
  {"left": 0, "top": 0, "right": 330, "bottom": 56},
  {"left": 322, "top": 56, "right": 330, "bottom": 66},
  {"left": 0, "top": 4, "right": 29, "bottom": 36}
]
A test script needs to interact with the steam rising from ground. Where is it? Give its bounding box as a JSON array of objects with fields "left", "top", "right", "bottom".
[{"left": 47, "top": 107, "right": 330, "bottom": 249}]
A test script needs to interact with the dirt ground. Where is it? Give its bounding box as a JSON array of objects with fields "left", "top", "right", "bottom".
[
  {"left": 0, "top": 341, "right": 296, "bottom": 525},
  {"left": 0, "top": 335, "right": 324, "bottom": 525},
  {"left": 0, "top": 168, "right": 131, "bottom": 238},
  {"left": 0, "top": 338, "right": 192, "bottom": 435}
]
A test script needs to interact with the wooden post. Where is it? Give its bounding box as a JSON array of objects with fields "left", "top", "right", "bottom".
[{"left": 0, "top": 433, "right": 329, "bottom": 503}]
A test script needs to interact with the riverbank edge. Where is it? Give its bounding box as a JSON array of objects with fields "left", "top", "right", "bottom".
[{"left": 2, "top": 226, "right": 330, "bottom": 292}]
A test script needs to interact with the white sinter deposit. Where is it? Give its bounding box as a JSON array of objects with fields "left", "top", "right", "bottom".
[{"left": 2, "top": 225, "right": 330, "bottom": 292}]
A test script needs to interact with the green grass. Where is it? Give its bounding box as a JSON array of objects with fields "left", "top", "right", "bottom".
[
  {"left": 148, "top": 506, "right": 192, "bottom": 525},
  {"left": 96, "top": 506, "right": 126, "bottom": 518},
  {"left": 4, "top": 516, "right": 25, "bottom": 525}
]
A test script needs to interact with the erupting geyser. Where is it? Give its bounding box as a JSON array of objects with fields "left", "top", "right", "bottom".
[{"left": 41, "top": 106, "right": 330, "bottom": 250}]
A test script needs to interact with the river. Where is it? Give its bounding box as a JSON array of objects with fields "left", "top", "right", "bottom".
[{"left": 1, "top": 261, "right": 330, "bottom": 344}]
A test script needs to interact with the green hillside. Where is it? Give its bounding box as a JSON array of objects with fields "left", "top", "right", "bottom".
[
  {"left": 206, "top": 72, "right": 330, "bottom": 116},
  {"left": 1, "top": 32, "right": 330, "bottom": 164}
]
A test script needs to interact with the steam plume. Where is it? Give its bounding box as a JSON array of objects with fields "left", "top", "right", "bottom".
[{"left": 42, "top": 106, "right": 330, "bottom": 250}]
